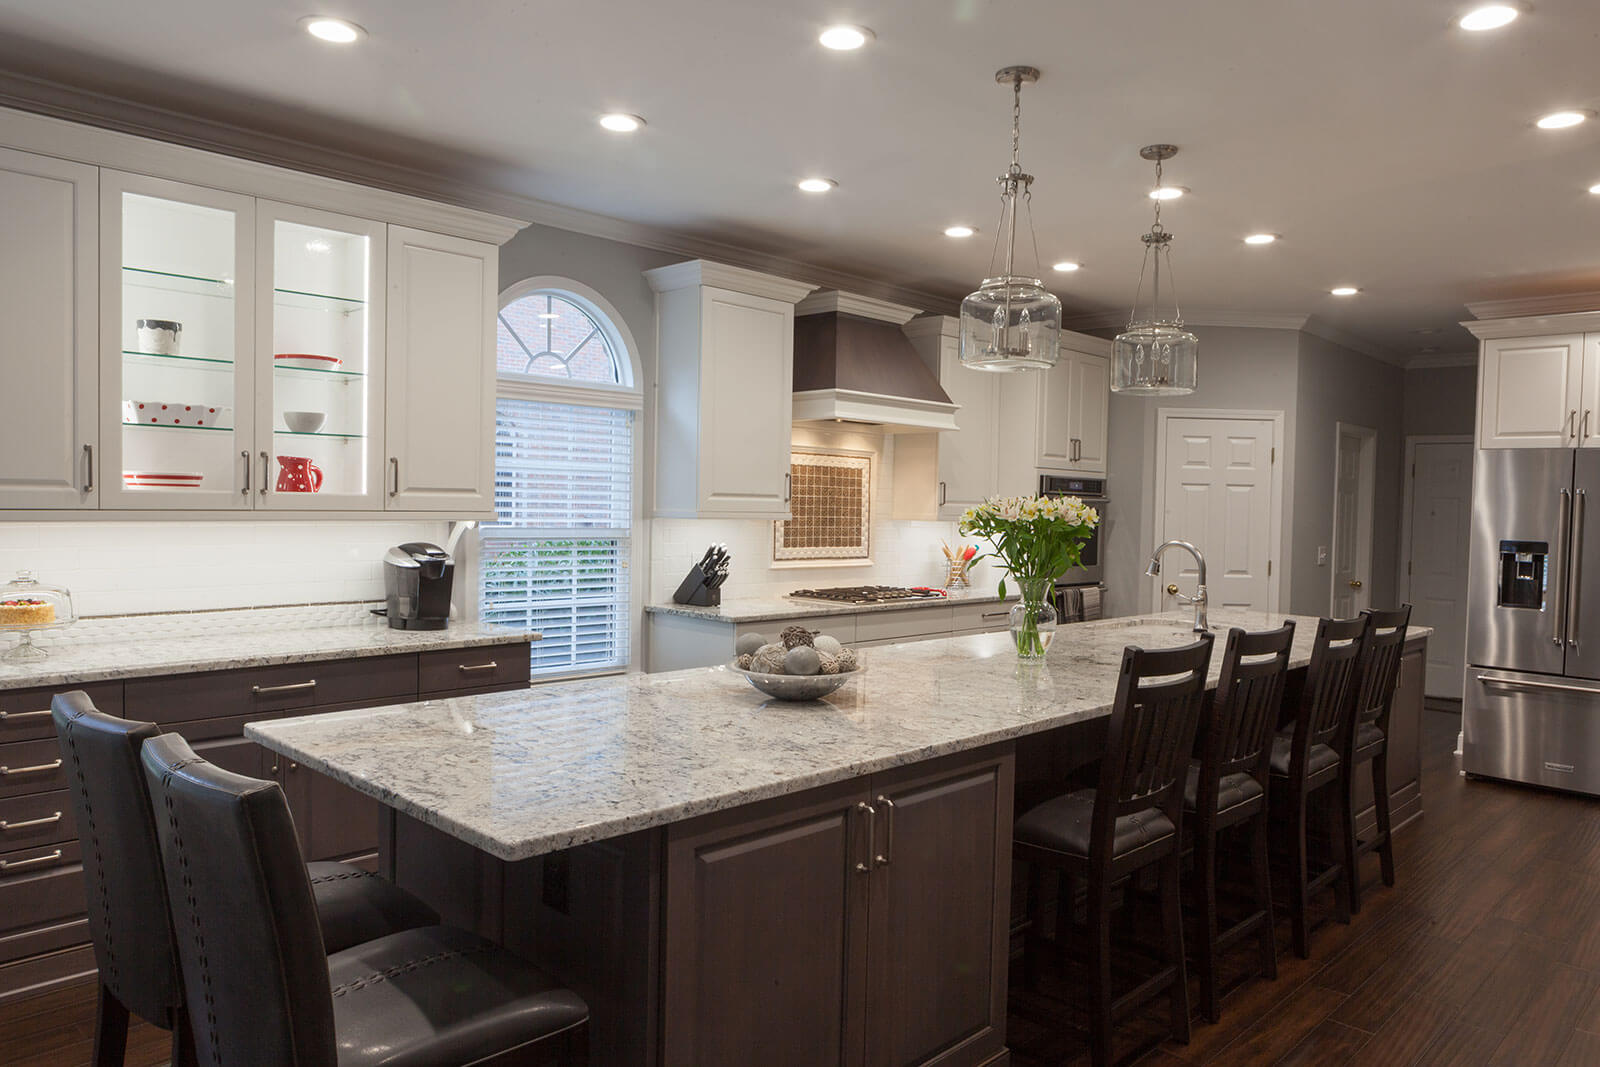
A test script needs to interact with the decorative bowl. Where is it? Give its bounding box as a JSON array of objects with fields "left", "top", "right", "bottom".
[
  {"left": 729, "top": 662, "right": 863, "bottom": 702},
  {"left": 283, "top": 410, "right": 327, "bottom": 433}
]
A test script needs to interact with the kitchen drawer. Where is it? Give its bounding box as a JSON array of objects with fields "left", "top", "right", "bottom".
[
  {"left": 0, "top": 931, "right": 94, "bottom": 998},
  {"left": 735, "top": 616, "right": 857, "bottom": 645},
  {"left": 0, "top": 789, "right": 75, "bottom": 851},
  {"left": 0, "top": 852, "right": 84, "bottom": 955},
  {"left": 0, "top": 738, "right": 65, "bottom": 800},
  {"left": 855, "top": 607, "right": 955, "bottom": 644},
  {"left": 1, "top": 682, "right": 122, "bottom": 744},
  {"left": 418, "top": 643, "right": 531, "bottom": 695},
  {"left": 951, "top": 602, "right": 1013, "bottom": 633},
  {"left": 125, "top": 654, "right": 417, "bottom": 724}
]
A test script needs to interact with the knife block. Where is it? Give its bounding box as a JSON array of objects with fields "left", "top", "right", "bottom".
[{"left": 671, "top": 563, "right": 721, "bottom": 607}]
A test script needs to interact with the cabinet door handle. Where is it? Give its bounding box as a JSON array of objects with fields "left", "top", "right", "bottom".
[
  {"left": 938, "top": 481, "right": 947, "bottom": 506},
  {"left": 855, "top": 801, "right": 876, "bottom": 874},
  {"left": 0, "top": 708, "right": 52, "bottom": 722},
  {"left": 251, "top": 679, "right": 317, "bottom": 696},
  {"left": 241, "top": 450, "right": 252, "bottom": 495},
  {"left": 1585, "top": 410, "right": 1592, "bottom": 444},
  {"left": 259, "top": 451, "right": 270, "bottom": 496},
  {"left": 457, "top": 661, "right": 498, "bottom": 673},
  {"left": 874, "top": 795, "right": 895, "bottom": 866},
  {"left": 391, "top": 457, "right": 400, "bottom": 498},
  {"left": 783, "top": 472, "right": 792, "bottom": 503},
  {"left": 82, "top": 444, "right": 93, "bottom": 493},
  {"left": 1571, "top": 410, "right": 1579, "bottom": 442},
  {"left": 0, "top": 849, "right": 62, "bottom": 872},
  {"left": 0, "top": 811, "right": 62, "bottom": 832},
  {"left": 0, "top": 759, "right": 62, "bottom": 777}
]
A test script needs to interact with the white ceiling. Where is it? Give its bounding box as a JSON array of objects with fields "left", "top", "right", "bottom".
[{"left": 2, "top": 0, "right": 1598, "bottom": 361}]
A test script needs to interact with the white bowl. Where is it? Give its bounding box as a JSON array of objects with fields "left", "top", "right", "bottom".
[
  {"left": 283, "top": 411, "right": 327, "bottom": 434},
  {"left": 730, "top": 662, "right": 862, "bottom": 701}
]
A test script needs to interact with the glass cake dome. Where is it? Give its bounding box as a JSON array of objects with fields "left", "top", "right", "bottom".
[{"left": 0, "top": 570, "right": 76, "bottom": 662}]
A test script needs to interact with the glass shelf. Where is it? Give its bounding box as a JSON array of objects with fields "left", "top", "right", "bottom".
[
  {"left": 123, "top": 266, "right": 234, "bottom": 298},
  {"left": 122, "top": 421, "right": 233, "bottom": 433},
  {"left": 275, "top": 287, "right": 365, "bottom": 313},
  {"left": 122, "top": 350, "right": 234, "bottom": 371},
  {"left": 273, "top": 430, "right": 366, "bottom": 440},
  {"left": 272, "top": 363, "right": 365, "bottom": 380}
]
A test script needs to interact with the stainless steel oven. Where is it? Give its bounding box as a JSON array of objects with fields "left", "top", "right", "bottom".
[{"left": 1039, "top": 474, "right": 1106, "bottom": 586}]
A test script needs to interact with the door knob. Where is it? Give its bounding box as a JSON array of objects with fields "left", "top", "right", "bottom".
[
  {"left": 1349, "top": 579, "right": 1363, "bottom": 589},
  {"left": 1166, "top": 583, "right": 1180, "bottom": 596}
]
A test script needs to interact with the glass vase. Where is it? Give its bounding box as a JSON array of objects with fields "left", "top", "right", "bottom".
[{"left": 1009, "top": 596, "right": 1058, "bottom": 659}]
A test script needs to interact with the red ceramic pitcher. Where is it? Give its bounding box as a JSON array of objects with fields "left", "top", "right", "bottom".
[{"left": 275, "top": 455, "right": 323, "bottom": 493}]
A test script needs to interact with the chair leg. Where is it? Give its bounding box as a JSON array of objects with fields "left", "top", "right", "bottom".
[
  {"left": 1290, "top": 792, "right": 1311, "bottom": 959},
  {"left": 92, "top": 982, "right": 129, "bottom": 1067},
  {"left": 1330, "top": 785, "right": 1354, "bottom": 924},
  {"left": 171, "top": 1006, "right": 199, "bottom": 1067},
  {"left": 1088, "top": 875, "right": 1115, "bottom": 1067},
  {"left": 1373, "top": 752, "right": 1396, "bottom": 887},
  {"left": 1022, "top": 860, "right": 1043, "bottom": 991},
  {"left": 1250, "top": 813, "right": 1278, "bottom": 982},
  {"left": 1162, "top": 851, "right": 1191, "bottom": 1044},
  {"left": 1193, "top": 829, "right": 1221, "bottom": 1024}
]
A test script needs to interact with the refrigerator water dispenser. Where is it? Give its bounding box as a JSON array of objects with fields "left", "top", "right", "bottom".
[{"left": 1497, "top": 540, "right": 1548, "bottom": 610}]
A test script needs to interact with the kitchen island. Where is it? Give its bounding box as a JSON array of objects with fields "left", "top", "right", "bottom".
[{"left": 249, "top": 611, "right": 1430, "bottom": 1067}]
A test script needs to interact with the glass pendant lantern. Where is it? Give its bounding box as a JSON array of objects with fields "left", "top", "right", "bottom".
[
  {"left": 1112, "top": 145, "right": 1198, "bottom": 396},
  {"left": 958, "top": 67, "right": 1062, "bottom": 372}
]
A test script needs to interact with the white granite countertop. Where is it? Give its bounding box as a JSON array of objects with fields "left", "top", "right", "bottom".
[
  {"left": 0, "top": 603, "right": 536, "bottom": 691},
  {"left": 248, "top": 611, "right": 1431, "bottom": 862},
  {"left": 644, "top": 588, "right": 1017, "bottom": 623}
]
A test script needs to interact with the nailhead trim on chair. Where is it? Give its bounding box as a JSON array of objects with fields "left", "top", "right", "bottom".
[
  {"left": 330, "top": 945, "right": 495, "bottom": 999},
  {"left": 61, "top": 711, "right": 120, "bottom": 994},
  {"left": 161, "top": 758, "right": 222, "bottom": 1066}
]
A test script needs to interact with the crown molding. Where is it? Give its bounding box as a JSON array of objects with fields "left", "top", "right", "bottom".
[
  {"left": 1061, "top": 308, "right": 1313, "bottom": 333},
  {"left": 795, "top": 290, "right": 920, "bottom": 325},
  {"left": 900, "top": 314, "right": 959, "bottom": 341},
  {"left": 1463, "top": 309, "right": 1600, "bottom": 339},
  {"left": 1466, "top": 292, "right": 1600, "bottom": 320},
  {"left": 643, "top": 260, "right": 819, "bottom": 304},
  {"left": 1404, "top": 352, "right": 1478, "bottom": 369}
]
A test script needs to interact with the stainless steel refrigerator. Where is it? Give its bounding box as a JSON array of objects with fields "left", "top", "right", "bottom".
[{"left": 1464, "top": 448, "right": 1600, "bottom": 795}]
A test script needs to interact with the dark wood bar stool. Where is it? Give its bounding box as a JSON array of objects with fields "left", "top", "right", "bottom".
[
  {"left": 1268, "top": 616, "right": 1366, "bottom": 959},
  {"left": 51, "top": 691, "right": 440, "bottom": 1067},
  {"left": 1014, "top": 634, "right": 1214, "bottom": 1066},
  {"left": 1184, "top": 622, "right": 1295, "bottom": 1023},
  {"left": 141, "top": 732, "right": 589, "bottom": 1066},
  {"left": 1342, "top": 604, "right": 1412, "bottom": 913}
]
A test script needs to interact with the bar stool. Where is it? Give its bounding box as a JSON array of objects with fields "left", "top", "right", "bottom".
[
  {"left": 51, "top": 691, "right": 439, "bottom": 1067},
  {"left": 1342, "top": 605, "right": 1411, "bottom": 913},
  {"left": 141, "top": 732, "right": 589, "bottom": 1066},
  {"left": 1184, "top": 622, "right": 1295, "bottom": 1023},
  {"left": 1014, "top": 634, "right": 1214, "bottom": 1067},
  {"left": 1268, "top": 617, "right": 1366, "bottom": 959}
]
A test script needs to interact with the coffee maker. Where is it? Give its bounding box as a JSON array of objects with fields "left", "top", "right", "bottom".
[{"left": 382, "top": 542, "right": 453, "bottom": 630}]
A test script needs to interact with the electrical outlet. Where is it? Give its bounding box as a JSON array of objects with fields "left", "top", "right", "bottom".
[{"left": 1317, "top": 546, "right": 1329, "bottom": 567}]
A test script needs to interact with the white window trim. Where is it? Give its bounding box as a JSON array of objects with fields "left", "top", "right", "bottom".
[{"left": 498, "top": 275, "right": 644, "bottom": 396}]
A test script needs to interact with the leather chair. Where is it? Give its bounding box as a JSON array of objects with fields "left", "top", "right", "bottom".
[
  {"left": 1340, "top": 605, "right": 1411, "bottom": 913},
  {"left": 1267, "top": 617, "right": 1366, "bottom": 958},
  {"left": 141, "top": 731, "right": 589, "bottom": 1066},
  {"left": 1184, "top": 622, "right": 1294, "bottom": 1023},
  {"left": 1015, "top": 634, "right": 1214, "bottom": 1067},
  {"left": 51, "top": 691, "right": 439, "bottom": 1066}
]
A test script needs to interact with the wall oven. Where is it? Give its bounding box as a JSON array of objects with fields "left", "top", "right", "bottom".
[{"left": 1039, "top": 474, "right": 1106, "bottom": 586}]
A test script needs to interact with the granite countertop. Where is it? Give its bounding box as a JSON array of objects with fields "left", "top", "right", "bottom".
[
  {"left": 645, "top": 588, "right": 1017, "bottom": 623},
  {"left": 0, "top": 603, "right": 537, "bottom": 691},
  {"left": 248, "top": 610, "right": 1432, "bottom": 862}
]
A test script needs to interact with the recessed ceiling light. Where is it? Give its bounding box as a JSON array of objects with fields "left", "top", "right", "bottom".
[
  {"left": 1331, "top": 286, "right": 1360, "bottom": 296},
  {"left": 1243, "top": 233, "right": 1279, "bottom": 245},
  {"left": 797, "top": 178, "right": 838, "bottom": 193},
  {"left": 1052, "top": 261, "right": 1081, "bottom": 272},
  {"left": 301, "top": 16, "right": 364, "bottom": 43},
  {"left": 1537, "top": 110, "right": 1590, "bottom": 130},
  {"left": 1458, "top": 4, "right": 1520, "bottom": 30},
  {"left": 1148, "top": 186, "right": 1187, "bottom": 201},
  {"left": 599, "top": 113, "right": 645, "bottom": 133},
  {"left": 944, "top": 225, "right": 977, "bottom": 238},
  {"left": 819, "top": 25, "right": 874, "bottom": 50}
]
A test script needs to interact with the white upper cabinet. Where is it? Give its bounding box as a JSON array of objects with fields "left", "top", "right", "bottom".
[
  {"left": 1477, "top": 333, "right": 1584, "bottom": 449},
  {"left": 645, "top": 261, "right": 816, "bottom": 519},
  {"left": 1580, "top": 333, "right": 1600, "bottom": 449},
  {"left": 896, "top": 316, "right": 998, "bottom": 519},
  {"left": 385, "top": 226, "right": 496, "bottom": 512},
  {"left": 1065, "top": 349, "right": 1110, "bottom": 474},
  {"left": 996, "top": 332, "right": 1112, "bottom": 492},
  {"left": 0, "top": 148, "right": 97, "bottom": 509}
]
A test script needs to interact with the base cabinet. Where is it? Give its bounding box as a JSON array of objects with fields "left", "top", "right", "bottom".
[{"left": 662, "top": 746, "right": 1014, "bottom": 1067}]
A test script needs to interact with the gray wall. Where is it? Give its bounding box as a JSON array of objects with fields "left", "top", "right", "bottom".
[
  {"left": 1291, "top": 333, "right": 1406, "bottom": 617},
  {"left": 1402, "top": 363, "right": 1478, "bottom": 439}
]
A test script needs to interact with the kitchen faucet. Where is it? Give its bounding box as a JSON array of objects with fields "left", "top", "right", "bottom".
[{"left": 1146, "top": 540, "right": 1209, "bottom": 633}]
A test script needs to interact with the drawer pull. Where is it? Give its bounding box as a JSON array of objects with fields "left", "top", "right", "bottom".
[
  {"left": 457, "top": 662, "right": 499, "bottom": 674},
  {"left": 981, "top": 611, "right": 1010, "bottom": 621},
  {"left": 0, "top": 759, "right": 62, "bottom": 777},
  {"left": 0, "top": 849, "right": 62, "bottom": 872},
  {"left": 0, "top": 811, "right": 62, "bottom": 832},
  {"left": 252, "top": 680, "right": 317, "bottom": 696},
  {"left": 0, "top": 709, "right": 52, "bottom": 722}
]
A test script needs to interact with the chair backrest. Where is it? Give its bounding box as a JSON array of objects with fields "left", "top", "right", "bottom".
[
  {"left": 1095, "top": 634, "right": 1215, "bottom": 848},
  {"left": 141, "top": 733, "right": 337, "bottom": 1066},
  {"left": 1288, "top": 616, "right": 1367, "bottom": 773},
  {"left": 1349, "top": 605, "right": 1412, "bottom": 740},
  {"left": 50, "top": 691, "right": 181, "bottom": 1028},
  {"left": 1201, "top": 622, "right": 1297, "bottom": 800}
]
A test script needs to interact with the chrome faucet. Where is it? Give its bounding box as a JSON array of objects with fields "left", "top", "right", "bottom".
[{"left": 1146, "top": 540, "right": 1209, "bottom": 633}]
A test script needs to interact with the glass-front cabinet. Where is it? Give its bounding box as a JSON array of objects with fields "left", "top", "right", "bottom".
[{"left": 254, "top": 203, "right": 384, "bottom": 510}]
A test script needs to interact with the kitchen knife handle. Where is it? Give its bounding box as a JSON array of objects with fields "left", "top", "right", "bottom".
[
  {"left": 874, "top": 795, "right": 895, "bottom": 866},
  {"left": 1570, "top": 489, "right": 1585, "bottom": 649},
  {"left": 82, "top": 444, "right": 93, "bottom": 493},
  {"left": 854, "top": 801, "right": 876, "bottom": 873},
  {"left": 1556, "top": 488, "right": 1572, "bottom": 646}
]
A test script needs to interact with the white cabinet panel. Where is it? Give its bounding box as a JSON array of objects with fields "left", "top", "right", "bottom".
[
  {"left": 1035, "top": 359, "right": 1075, "bottom": 470},
  {"left": 699, "top": 288, "right": 794, "bottom": 516},
  {"left": 0, "top": 149, "right": 97, "bottom": 509},
  {"left": 385, "top": 226, "right": 495, "bottom": 512},
  {"left": 1478, "top": 334, "right": 1583, "bottom": 449},
  {"left": 936, "top": 330, "right": 999, "bottom": 517},
  {"left": 1580, "top": 334, "right": 1600, "bottom": 450},
  {"left": 1066, "top": 350, "right": 1109, "bottom": 474}
]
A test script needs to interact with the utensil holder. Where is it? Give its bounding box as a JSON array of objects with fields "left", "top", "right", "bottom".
[
  {"left": 944, "top": 559, "right": 971, "bottom": 589},
  {"left": 672, "top": 564, "right": 721, "bottom": 607}
]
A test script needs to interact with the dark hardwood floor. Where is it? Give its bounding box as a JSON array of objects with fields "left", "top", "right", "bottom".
[{"left": 2, "top": 708, "right": 1594, "bottom": 1066}]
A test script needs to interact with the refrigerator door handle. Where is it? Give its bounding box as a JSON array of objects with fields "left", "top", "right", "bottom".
[
  {"left": 1570, "top": 489, "right": 1586, "bottom": 649},
  {"left": 1476, "top": 673, "right": 1600, "bottom": 697},
  {"left": 1555, "top": 488, "right": 1572, "bottom": 646}
]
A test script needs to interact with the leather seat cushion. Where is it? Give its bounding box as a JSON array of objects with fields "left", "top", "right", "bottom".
[
  {"left": 1268, "top": 732, "right": 1340, "bottom": 777},
  {"left": 1015, "top": 789, "right": 1175, "bottom": 859},
  {"left": 329, "top": 925, "right": 588, "bottom": 1067},
  {"left": 1354, "top": 722, "right": 1386, "bottom": 754},
  {"left": 307, "top": 862, "right": 440, "bottom": 955},
  {"left": 1183, "top": 763, "right": 1264, "bottom": 814}
]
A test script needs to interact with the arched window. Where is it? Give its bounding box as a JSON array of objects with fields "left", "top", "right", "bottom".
[{"left": 481, "top": 282, "right": 641, "bottom": 677}]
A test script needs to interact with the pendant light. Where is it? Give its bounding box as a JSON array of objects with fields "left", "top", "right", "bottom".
[
  {"left": 958, "top": 66, "right": 1062, "bottom": 372},
  {"left": 1111, "top": 145, "right": 1198, "bottom": 395}
]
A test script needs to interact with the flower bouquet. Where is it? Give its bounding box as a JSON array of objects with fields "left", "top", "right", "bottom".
[{"left": 959, "top": 494, "right": 1100, "bottom": 658}]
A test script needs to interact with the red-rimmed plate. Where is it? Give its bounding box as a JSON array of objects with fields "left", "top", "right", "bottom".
[
  {"left": 123, "top": 471, "right": 204, "bottom": 489},
  {"left": 274, "top": 353, "right": 344, "bottom": 371}
]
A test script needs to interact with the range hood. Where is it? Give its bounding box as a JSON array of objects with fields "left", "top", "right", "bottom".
[{"left": 792, "top": 292, "right": 960, "bottom": 433}]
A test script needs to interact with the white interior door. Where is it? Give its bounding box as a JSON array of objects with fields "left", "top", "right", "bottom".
[
  {"left": 1157, "top": 415, "right": 1278, "bottom": 613},
  {"left": 1404, "top": 438, "right": 1474, "bottom": 700},
  {"left": 1331, "top": 423, "right": 1377, "bottom": 617}
]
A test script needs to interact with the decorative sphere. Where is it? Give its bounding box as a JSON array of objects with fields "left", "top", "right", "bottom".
[
  {"left": 813, "top": 634, "right": 843, "bottom": 656},
  {"left": 736, "top": 632, "right": 767, "bottom": 657},
  {"left": 784, "top": 646, "right": 822, "bottom": 676}
]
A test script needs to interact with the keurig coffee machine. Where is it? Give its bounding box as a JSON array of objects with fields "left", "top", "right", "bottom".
[{"left": 382, "top": 542, "right": 453, "bottom": 630}]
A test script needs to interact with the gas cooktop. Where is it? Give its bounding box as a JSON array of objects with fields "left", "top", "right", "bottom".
[{"left": 788, "top": 585, "right": 948, "bottom": 605}]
